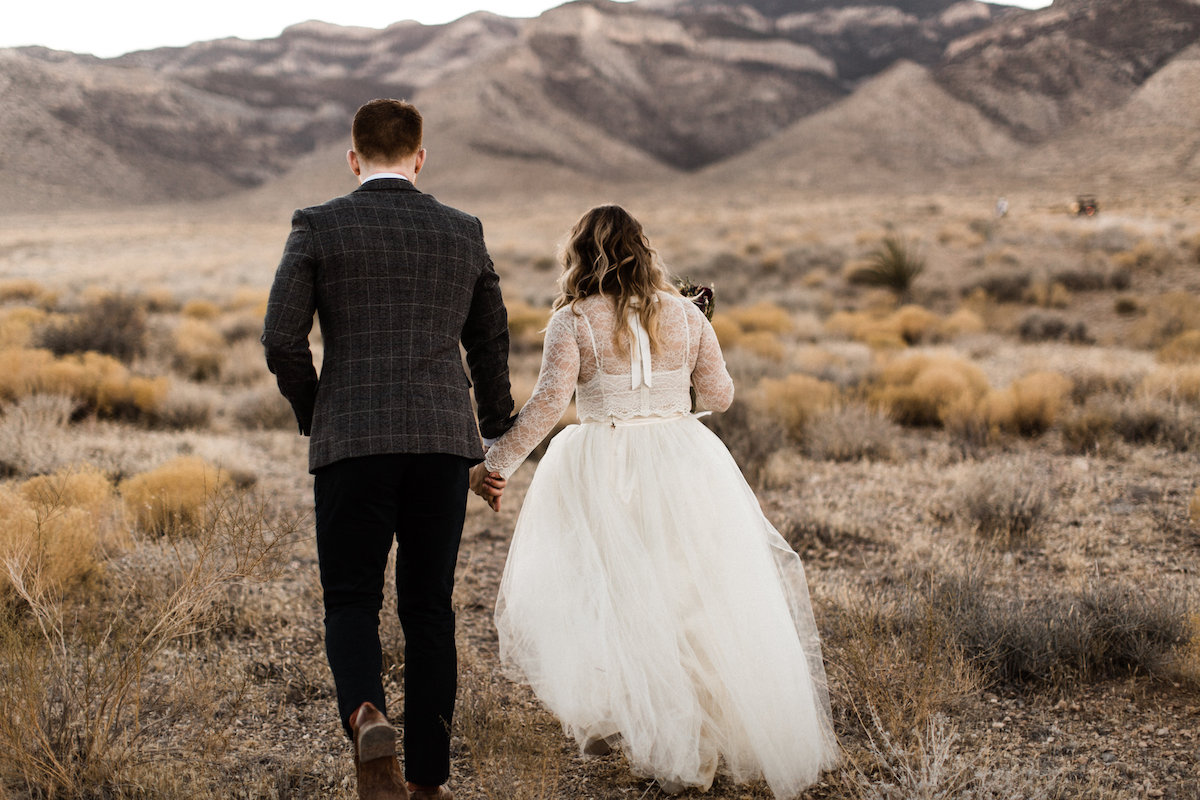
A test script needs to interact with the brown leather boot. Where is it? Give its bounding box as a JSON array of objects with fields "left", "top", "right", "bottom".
[
  {"left": 349, "top": 702, "right": 409, "bottom": 800},
  {"left": 406, "top": 784, "right": 454, "bottom": 800}
]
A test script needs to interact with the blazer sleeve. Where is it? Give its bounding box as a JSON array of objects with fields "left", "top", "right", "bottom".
[
  {"left": 261, "top": 209, "right": 320, "bottom": 435},
  {"left": 461, "top": 224, "right": 515, "bottom": 440}
]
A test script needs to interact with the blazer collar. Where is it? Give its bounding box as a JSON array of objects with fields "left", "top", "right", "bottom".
[{"left": 353, "top": 178, "right": 421, "bottom": 194}]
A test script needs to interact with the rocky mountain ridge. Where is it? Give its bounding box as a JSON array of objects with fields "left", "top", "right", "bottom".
[{"left": 2, "top": 0, "right": 1199, "bottom": 211}]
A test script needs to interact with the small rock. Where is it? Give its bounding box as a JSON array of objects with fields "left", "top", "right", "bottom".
[
  {"left": 1100, "top": 751, "right": 1117, "bottom": 763},
  {"left": 1156, "top": 728, "right": 1169, "bottom": 737}
]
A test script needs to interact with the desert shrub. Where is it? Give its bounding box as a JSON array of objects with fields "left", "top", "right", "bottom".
[
  {"left": 33, "top": 351, "right": 169, "bottom": 420},
  {"left": 1017, "top": 311, "right": 1090, "bottom": 343},
  {"left": 759, "top": 374, "right": 838, "bottom": 440},
  {"left": 1141, "top": 365, "right": 1200, "bottom": 406},
  {"left": 982, "top": 371, "right": 1074, "bottom": 437},
  {"left": 218, "top": 311, "right": 264, "bottom": 344},
  {"left": 230, "top": 384, "right": 295, "bottom": 430},
  {"left": 708, "top": 312, "right": 742, "bottom": 346},
  {"left": 181, "top": 298, "right": 222, "bottom": 320},
  {"left": 142, "top": 286, "right": 180, "bottom": 312},
  {"left": 803, "top": 405, "right": 897, "bottom": 462},
  {"left": 173, "top": 318, "right": 227, "bottom": 381},
  {"left": 0, "top": 466, "right": 124, "bottom": 594},
  {"left": 888, "top": 305, "right": 940, "bottom": 345},
  {"left": 938, "top": 308, "right": 985, "bottom": 338},
  {"left": 227, "top": 287, "right": 270, "bottom": 315},
  {"left": 1112, "top": 239, "right": 1174, "bottom": 273},
  {"left": 872, "top": 354, "right": 990, "bottom": 428},
  {"left": 153, "top": 381, "right": 217, "bottom": 429},
  {"left": 38, "top": 292, "right": 148, "bottom": 363},
  {"left": 1061, "top": 402, "right": 1118, "bottom": 455},
  {"left": 847, "top": 237, "right": 925, "bottom": 295},
  {"left": 1132, "top": 290, "right": 1200, "bottom": 347},
  {"left": 925, "top": 571, "right": 1190, "bottom": 684},
  {"left": 0, "top": 307, "right": 49, "bottom": 350},
  {"left": 120, "top": 457, "right": 231, "bottom": 536},
  {"left": 1023, "top": 280, "right": 1071, "bottom": 309},
  {"left": 1108, "top": 396, "right": 1199, "bottom": 451},
  {"left": 725, "top": 301, "right": 793, "bottom": 334},
  {"left": 963, "top": 271, "right": 1030, "bottom": 303},
  {"left": 506, "top": 300, "right": 551, "bottom": 341},
  {"left": 701, "top": 399, "right": 787, "bottom": 488},
  {"left": 1158, "top": 330, "right": 1200, "bottom": 364},
  {"left": 0, "top": 348, "right": 55, "bottom": 402},
  {"left": 0, "top": 394, "right": 78, "bottom": 478},
  {"left": 1113, "top": 295, "right": 1141, "bottom": 315},
  {"left": 0, "top": 488, "right": 293, "bottom": 797},
  {"left": 956, "top": 464, "right": 1050, "bottom": 547},
  {"left": 735, "top": 330, "right": 786, "bottom": 361},
  {"left": 1052, "top": 266, "right": 1117, "bottom": 292},
  {"left": 0, "top": 279, "right": 46, "bottom": 304}
]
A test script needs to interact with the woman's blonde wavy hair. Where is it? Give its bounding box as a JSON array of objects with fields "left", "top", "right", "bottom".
[{"left": 553, "top": 205, "right": 675, "bottom": 352}]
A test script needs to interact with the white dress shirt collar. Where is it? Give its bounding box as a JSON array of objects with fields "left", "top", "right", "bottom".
[{"left": 361, "top": 172, "right": 411, "bottom": 184}]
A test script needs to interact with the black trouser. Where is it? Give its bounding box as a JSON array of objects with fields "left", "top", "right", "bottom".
[{"left": 314, "top": 452, "right": 469, "bottom": 787}]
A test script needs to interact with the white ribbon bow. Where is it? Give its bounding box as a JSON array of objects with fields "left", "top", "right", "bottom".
[{"left": 628, "top": 312, "right": 653, "bottom": 391}]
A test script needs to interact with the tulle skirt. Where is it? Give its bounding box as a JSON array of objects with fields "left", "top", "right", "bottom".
[{"left": 494, "top": 415, "right": 839, "bottom": 798}]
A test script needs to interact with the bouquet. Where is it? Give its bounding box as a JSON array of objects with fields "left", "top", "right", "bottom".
[{"left": 676, "top": 277, "right": 715, "bottom": 321}]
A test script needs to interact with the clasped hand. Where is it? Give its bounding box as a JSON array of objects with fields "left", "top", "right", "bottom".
[{"left": 469, "top": 463, "right": 506, "bottom": 512}]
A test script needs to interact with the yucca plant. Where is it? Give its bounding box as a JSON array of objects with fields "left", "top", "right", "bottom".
[{"left": 853, "top": 237, "right": 925, "bottom": 295}]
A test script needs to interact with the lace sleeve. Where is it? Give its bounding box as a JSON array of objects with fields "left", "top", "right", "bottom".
[
  {"left": 483, "top": 308, "right": 580, "bottom": 479},
  {"left": 689, "top": 303, "right": 734, "bottom": 412}
]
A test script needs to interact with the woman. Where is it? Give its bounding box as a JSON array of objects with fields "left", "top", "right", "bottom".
[{"left": 470, "top": 205, "right": 838, "bottom": 797}]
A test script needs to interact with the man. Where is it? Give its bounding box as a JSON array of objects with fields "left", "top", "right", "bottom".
[{"left": 262, "top": 98, "right": 514, "bottom": 800}]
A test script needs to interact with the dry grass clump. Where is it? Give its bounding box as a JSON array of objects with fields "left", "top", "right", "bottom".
[
  {"left": 230, "top": 384, "right": 295, "bottom": 431},
  {"left": 152, "top": 381, "right": 218, "bottom": 429},
  {"left": 227, "top": 287, "right": 270, "bottom": 315},
  {"left": 38, "top": 293, "right": 148, "bottom": 362},
  {"left": 1061, "top": 400, "right": 1119, "bottom": 455},
  {"left": 828, "top": 305, "right": 984, "bottom": 349},
  {"left": 0, "top": 394, "right": 77, "bottom": 478},
  {"left": 708, "top": 312, "right": 743, "bottom": 346},
  {"left": 1023, "top": 279, "right": 1072, "bottom": 309},
  {"left": 456, "top": 651, "right": 564, "bottom": 800},
  {"left": 955, "top": 463, "right": 1051, "bottom": 547},
  {"left": 1111, "top": 238, "right": 1175, "bottom": 274},
  {"left": 181, "top": 298, "right": 222, "bottom": 320},
  {"left": 1157, "top": 330, "right": 1200, "bottom": 364},
  {"left": 1132, "top": 290, "right": 1200, "bottom": 347},
  {"left": 0, "top": 466, "right": 125, "bottom": 594},
  {"left": 0, "top": 279, "right": 48, "bottom": 304},
  {"left": 821, "top": 581, "right": 979, "bottom": 750},
  {"left": 1106, "top": 395, "right": 1200, "bottom": 452},
  {"left": 803, "top": 405, "right": 898, "bottom": 462},
  {"left": 926, "top": 572, "right": 1191, "bottom": 684},
  {"left": 1017, "top": 311, "right": 1091, "bottom": 343},
  {"left": 724, "top": 301, "right": 793, "bottom": 334},
  {"left": 37, "top": 351, "right": 170, "bottom": 420},
  {"left": 173, "top": 318, "right": 227, "bottom": 381},
  {"left": 758, "top": 374, "right": 839, "bottom": 440},
  {"left": 980, "top": 370, "right": 1074, "bottom": 437},
  {"left": 702, "top": 399, "right": 788, "bottom": 487},
  {"left": 735, "top": 329, "right": 786, "bottom": 361},
  {"left": 0, "top": 349, "right": 168, "bottom": 421},
  {"left": 506, "top": 300, "right": 552, "bottom": 351},
  {"left": 0, "top": 307, "right": 48, "bottom": 349},
  {"left": 871, "top": 353, "right": 990, "bottom": 428},
  {"left": 1190, "top": 488, "right": 1200, "bottom": 530},
  {"left": 0, "top": 487, "right": 294, "bottom": 798},
  {"left": 120, "top": 456, "right": 232, "bottom": 536},
  {"left": 963, "top": 270, "right": 1031, "bottom": 303},
  {"left": 1141, "top": 365, "right": 1200, "bottom": 406}
]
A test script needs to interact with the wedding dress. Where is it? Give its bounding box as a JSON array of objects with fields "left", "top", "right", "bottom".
[{"left": 484, "top": 292, "right": 839, "bottom": 797}]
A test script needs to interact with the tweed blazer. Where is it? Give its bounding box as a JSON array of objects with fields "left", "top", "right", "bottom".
[{"left": 262, "top": 178, "right": 514, "bottom": 473}]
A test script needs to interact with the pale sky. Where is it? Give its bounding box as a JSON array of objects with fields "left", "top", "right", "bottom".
[{"left": 5, "top": 1, "right": 1055, "bottom": 59}]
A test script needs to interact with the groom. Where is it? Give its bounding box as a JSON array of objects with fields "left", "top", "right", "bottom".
[{"left": 262, "top": 98, "right": 514, "bottom": 800}]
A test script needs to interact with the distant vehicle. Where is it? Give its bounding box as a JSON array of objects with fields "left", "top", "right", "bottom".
[{"left": 1072, "top": 195, "right": 1099, "bottom": 216}]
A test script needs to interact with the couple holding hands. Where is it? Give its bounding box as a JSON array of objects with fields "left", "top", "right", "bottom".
[{"left": 262, "top": 99, "right": 837, "bottom": 800}]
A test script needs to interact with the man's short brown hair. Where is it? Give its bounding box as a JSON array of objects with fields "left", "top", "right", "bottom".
[{"left": 352, "top": 99, "right": 423, "bottom": 163}]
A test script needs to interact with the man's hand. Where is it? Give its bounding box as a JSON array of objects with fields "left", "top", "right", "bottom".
[{"left": 469, "top": 463, "right": 506, "bottom": 512}]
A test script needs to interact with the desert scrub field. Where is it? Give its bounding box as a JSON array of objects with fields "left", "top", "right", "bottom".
[{"left": 0, "top": 194, "right": 1197, "bottom": 799}]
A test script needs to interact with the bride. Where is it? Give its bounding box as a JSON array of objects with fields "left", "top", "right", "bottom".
[{"left": 469, "top": 205, "right": 838, "bottom": 797}]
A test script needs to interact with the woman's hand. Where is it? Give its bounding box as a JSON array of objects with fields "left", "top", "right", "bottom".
[{"left": 469, "top": 463, "right": 507, "bottom": 512}]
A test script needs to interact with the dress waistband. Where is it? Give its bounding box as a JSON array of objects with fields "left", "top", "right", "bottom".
[{"left": 583, "top": 411, "right": 711, "bottom": 428}]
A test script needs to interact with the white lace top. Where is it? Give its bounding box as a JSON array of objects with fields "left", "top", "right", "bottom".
[{"left": 484, "top": 292, "right": 735, "bottom": 479}]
